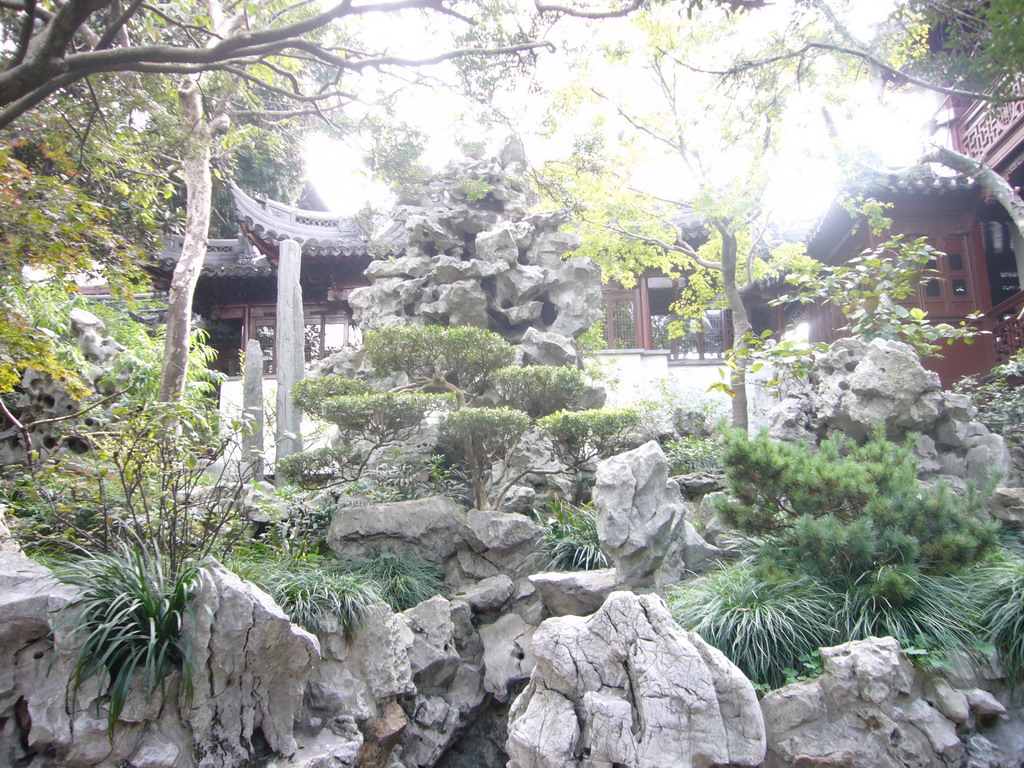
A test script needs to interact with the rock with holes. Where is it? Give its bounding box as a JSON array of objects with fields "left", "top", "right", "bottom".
[
  {"left": 505, "top": 591, "right": 765, "bottom": 768},
  {"left": 767, "top": 338, "right": 1012, "bottom": 487},
  {"left": 349, "top": 138, "right": 602, "bottom": 361}
]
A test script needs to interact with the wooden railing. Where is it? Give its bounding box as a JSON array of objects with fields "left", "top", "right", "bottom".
[{"left": 989, "top": 290, "right": 1024, "bottom": 364}]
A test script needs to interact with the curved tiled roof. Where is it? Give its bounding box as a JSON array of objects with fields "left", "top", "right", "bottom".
[{"left": 230, "top": 183, "right": 405, "bottom": 254}]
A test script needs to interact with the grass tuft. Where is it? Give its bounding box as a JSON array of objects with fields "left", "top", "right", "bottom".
[{"left": 335, "top": 551, "right": 447, "bottom": 612}]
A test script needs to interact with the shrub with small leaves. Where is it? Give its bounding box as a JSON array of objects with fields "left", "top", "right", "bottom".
[
  {"left": 493, "top": 365, "right": 589, "bottom": 419},
  {"left": 955, "top": 350, "right": 1024, "bottom": 446},
  {"left": 292, "top": 376, "right": 373, "bottom": 414},
  {"left": 538, "top": 407, "right": 641, "bottom": 472},
  {"left": 365, "top": 325, "right": 516, "bottom": 398},
  {"left": 665, "top": 435, "right": 723, "bottom": 475},
  {"left": 440, "top": 406, "right": 531, "bottom": 509}
]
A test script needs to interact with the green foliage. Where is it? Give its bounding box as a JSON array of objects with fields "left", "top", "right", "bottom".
[
  {"left": 54, "top": 546, "right": 196, "bottom": 730},
  {"left": 229, "top": 552, "right": 381, "bottom": 638},
  {"left": 955, "top": 350, "right": 1024, "bottom": 446},
  {"left": 285, "top": 390, "right": 456, "bottom": 488},
  {"left": 460, "top": 174, "right": 492, "bottom": 202},
  {"left": 292, "top": 377, "right": 374, "bottom": 413},
  {"left": 715, "top": 427, "right": 998, "bottom": 585},
  {"left": 356, "top": 452, "right": 469, "bottom": 504},
  {"left": 665, "top": 435, "right": 723, "bottom": 475},
  {"left": 777, "top": 235, "right": 983, "bottom": 358},
  {"left": 536, "top": 500, "right": 609, "bottom": 571},
  {"left": 493, "top": 365, "right": 589, "bottom": 419},
  {"left": 365, "top": 326, "right": 516, "bottom": 397},
  {"left": 0, "top": 147, "right": 144, "bottom": 394},
  {"left": 839, "top": 570, "right": 978, "bottom": 657},
  {"left": 3, "top": 401, "right": 248, "bottom": 572},
  {"left": 336, "top": 551, "right": 447, "bottom": 612},
  {"left": 440, "top": 407, "right": 531, "bottom": 510},
  {"left": 974, "top": 547, "right": 1024, "bottom": 682},
  {"left": 538, "top": 407, "right": 641, "bottom": 472},
  {"left": 668, "top": 566, "right": 840, "bottom": 689}
]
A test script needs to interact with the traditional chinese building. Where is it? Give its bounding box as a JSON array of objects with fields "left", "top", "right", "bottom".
[{"left": 806, "top": 96, "right": 1024, "bottom": 387}]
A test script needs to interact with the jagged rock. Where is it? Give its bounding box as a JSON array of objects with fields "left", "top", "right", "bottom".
[
  {"left": 70, "top": 308, "right": 122, "bottom": 364},
  {"left": 479, "top": 613, "right": 536, "bottom": 703},
  {"left": 675, "top": 470, "right": 725, "bottom": 500},
  {"left": 767, "top": 338, "right": 1012, "bottom": 486},
  {"left": 517, "top": 327, "right": 578, "bottom": 368},
  {"left": 453, "top": 574, "right": 515, "bottom": 613},
  {"left": 326, "top": 495, "right": 468, "bottom": 565},
  {"left": 456, "top": 509, "right": 544, "bottom": 582},
  {"left": 184, "top": 561, "right": 319, "bottom": 767},
  {"left": 759, "top": 637, "right": 1005, "bottom": 768},
  {"left": 593, "top": 441, "right": 717, "bottom": 587},
  {"left": 528, "top": 568, "right": 620, "bottom": 617},
  {"left": 350, "top": 141, "right": 601, "bottom": 356},
  {"left": 506, "top": 591, "right": 765, "bottom": 768},
  {"left": 401, "top": 597, "right": 461, "bottom": 689}
]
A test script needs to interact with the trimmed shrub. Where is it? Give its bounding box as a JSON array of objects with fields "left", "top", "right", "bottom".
[
  {"left": 365, "top": 325, "right": 516, "bottom": 396},
  {"left": 440, "top": 406, "right": 531, "bottom": 509},
  {"left": 538, "top": 407, "right": 641, "bottom": 472},
  {"left": 493, "top": 365, "right": 589, "bottom": 418},
  {"left": 292, "top": 376, "right": 373, "bottom": 414}
]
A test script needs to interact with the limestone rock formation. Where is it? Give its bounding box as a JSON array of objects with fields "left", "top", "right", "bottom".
[
  {"left": 760, "top": 637, "right": 1008, "bottom": 768},
  {"left": 528, "top": 568, "right": 620, "bottom": 617},
  {"left": 592, "top": 440, "right": 720, "bottom": 587},
  {"left": 184, "top": 561, "right": 321, "bottom": 766},
  {"left": 349, "top": 138, "right": 603, "bottom": 364},
  {"left": 505, "top": 591, "right": 765, "bottom": 768},
  {"left": 768, "top": 337, "right": 1012, "bottom": 485}
]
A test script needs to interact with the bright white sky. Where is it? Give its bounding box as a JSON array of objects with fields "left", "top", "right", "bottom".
[{"left": 303, "top": 0, "right": 940, "bottom": 226}]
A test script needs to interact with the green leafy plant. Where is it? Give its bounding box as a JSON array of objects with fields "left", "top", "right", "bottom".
[
  {"left": 439, "top": 406, "right": 532, "bottom": 510},
  {"left": 665, "top": 435, "right": 723, "bottom": 475},
  {"left": 229, "top": 551, "right": 381, "bottom": 637},
  {"left": 974, "top": 547, "right": 1024, "bottom": 682},
  {"left": 537, "top": 500, "right": 609, "bottom": 571},
  {"left": 776, "top": 235, "right": 983, "bottom": 358},
  {"left": 55, "top": 546, "right": 196, "bottom": 729},
  {"left": 668, "top": 565, "right": 840, "bottom": 689},
  {"left": 493, "top": 365, "right": 590, "bottom": 419},
  {"left": 715, "top": 426, "right": 998, "bottom": 585},
  {"left": 365, "top": 326, "right": 516, "bottom": 402},
  {"left": 955, "top": 350, "right": 1024, "bottom": 446},
  {"left": 336, "top": 551, "right": 446, "bottom": 612},
  {"left": 538, "top": 407, "right": 641, "bottom": 473},
  {"left": 279, "top": 391, "right": 457, "bottom": 488}
]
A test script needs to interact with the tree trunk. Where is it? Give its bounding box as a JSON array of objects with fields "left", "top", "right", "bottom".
[
  {"left": 921, "top": 145, "right": 1024, "bottom": 241},
  {"left": 718, "top": 228, "right": 752, "bottom": 431},
  {"left": 157, "top": 79, "right": 223, "bottom": 401}
]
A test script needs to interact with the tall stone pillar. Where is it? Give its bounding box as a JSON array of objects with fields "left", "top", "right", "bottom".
[
  {"left": 275, "top": 239, "right": 304, "bottom": 481},
  {"left": 242, "top": 338, "right": 264, "bottom": 480}
]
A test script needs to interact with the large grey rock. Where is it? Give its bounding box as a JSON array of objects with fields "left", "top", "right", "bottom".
[
  {"left": 350, "top": 141, "right": 601, "bottom": 357},
  {"left": 184, "top": 560, "right": 320, "bottom": 767},
  {"left": 759, "top": 637, "right": 1003, "bottom": 768},
  {"left": 457, "top": 509, "right": 544, "bottom": 581},
  {"left": 593, "top": 441, "right": 715, "bottom": 587},
  {"left": 401, "top": 597, "right": 461, "bottom": 689},
  {"left": 479, "top": 613, "right": 536, "bottom": 702},
  {"left": 327, "top": 495, "right": 468, "bottom": 565},
  {"left": 767, "top": 337, "right": 1013, "bottom": 486},
  {"left": 453, "top": 574, "right": 515, "bottom": 613},
  {"left": 528, "top": 568, "right": 620, "bottom": 617},
  {"left": 506, "top": 591, "right": 765, "bottom": 768}
]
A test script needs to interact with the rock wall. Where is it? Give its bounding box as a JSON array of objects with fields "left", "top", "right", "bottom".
[{"left": 348, "top": 138, "right": 603, "bottom": 369}]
